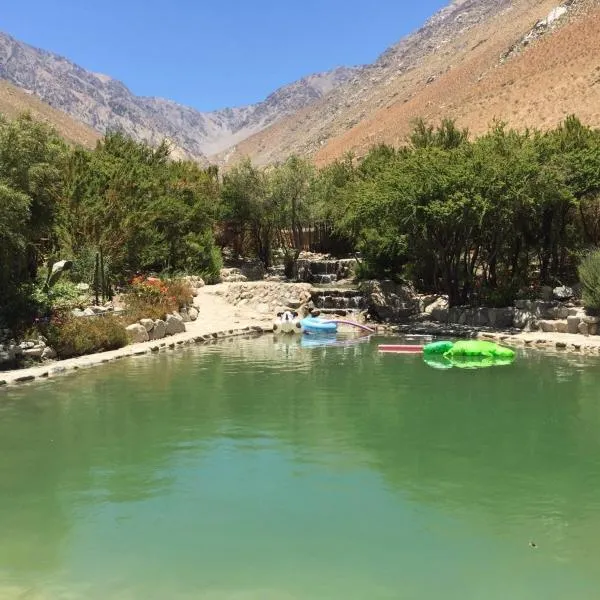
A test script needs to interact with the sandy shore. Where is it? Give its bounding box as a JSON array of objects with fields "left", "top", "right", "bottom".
[{"left": 0, "top": 284, "right": 274, "bottom": 387}]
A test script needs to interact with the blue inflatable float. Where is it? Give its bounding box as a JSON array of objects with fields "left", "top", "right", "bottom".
[{"left": 300, "top": 316, "right": 338, "bottom": 334}]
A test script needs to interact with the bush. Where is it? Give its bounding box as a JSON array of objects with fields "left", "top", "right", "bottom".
[
  {"left": 578, "top": 249, "right": 600, "bottom": 311},
  {"left": 43, "top": 313, "right": 128, "bottom": 359},
  {"left": 121, "top": 276, "right": 193, "bottom": 324},
  {"left": 183, "top": 231, "right": 223, "bottom": 284}
]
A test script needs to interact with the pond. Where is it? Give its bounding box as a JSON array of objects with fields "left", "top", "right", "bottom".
[{"left": 1, "top": 335, "right": 600, "bottom": 599}]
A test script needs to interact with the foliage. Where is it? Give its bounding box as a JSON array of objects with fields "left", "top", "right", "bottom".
[
  {"left": 31, "top": 280, "right": 85, "bottom": 315},
  {"left": 578, "top": 250, "right": 600, "bottom": 311},
  {"left": 122, "top": 276, "right": 192, "bottom": 323},
  {"left": 42, "top": 313, "right": 128, "bottom": 359}
]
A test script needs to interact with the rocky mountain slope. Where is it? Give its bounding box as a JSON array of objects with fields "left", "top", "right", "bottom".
[
  {"left": 0, "top": 78, "right": 99, "bottom": 148},
  {"left": 225, "top": 0, "right": 600, "bottom": 166},
  {"left": 2, "top": 0, "right": 599, "bottom": 166},
  {"left": 0, "top": 30, "right": 358, "bottom": 162}
]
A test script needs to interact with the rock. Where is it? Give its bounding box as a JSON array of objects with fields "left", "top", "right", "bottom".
[
  {"left": 220, "top": 268, "right": 248, "bottom": 283},
  {"left": 22, "top": 346, "right": 44, "bottom": 358},
  {"left": 76, "top": 282, "right": 90, "bottom": 291},
  {"left": 488, "top": 308, "right": 515, "bottom": 329},
  {"left": 0, "top": 346, "right": 16, "bottom": 363},
  {"left": 179, "top": 308, "right": 191, "bottom": 323},
  {"left": 126, "top": 324, "right": 149, "bottom": 343},
  {"left": 538, "top": 320, "right": 557, "bottom": 333},
  {"left": 553, "top": 286, "right": 574, "bottom": 301},
  {"left": 555, "top": 320, "right": 568, "bottom": 334},
  {"left": 151, "top": 319, "right": 166, "bottom": 340},
  {"left": 590, "top": 324, "right": 598, "bottom": 336},
  {"left": 359, "top": 280, "right": 419, "bottom": 322},
  {"left": 425, "top": 296, "right": 448, "bottom": 315},
  {"left": 20, "top": 341, "right": 35, "bottom": 350},
  {"left": 188, "top": 307, "right": 198, "bottom": 321},
  {"left": 567, "top": 315, "right": 581, "bottom": 334},
  {"left": 140, "top": 318, "right": 154, "bottom": 332},
  {"left": 578, "top": 321, "right": 589, "bottom": 336},
  {"left": 83, "top": 308, "right": 96, "bottom": 317},
  {"left": 582, "top": 315, "right": 600, "bottom": 325},
  {"left": 72, "top": 308, "right": 86, "bottom": 317},
  {"left": 90, "top": 305, "right": 110, "bottom": 314},
  {"left": 41, "top": 346, "right": 57, "bottom": 360},
  {"left": 165, "top": 314, "right": 186, "bottom": 335}
]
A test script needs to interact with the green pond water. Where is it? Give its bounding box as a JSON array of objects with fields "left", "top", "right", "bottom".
[{"left": 1, "top": 335, "right": 600, "bottom": 599}]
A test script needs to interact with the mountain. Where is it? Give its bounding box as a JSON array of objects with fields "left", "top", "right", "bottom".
[
  {"left": 223, "top": 0, "right": 600, "bottom": 166},
  {"left": 0, "top": 30, "right": 358, "bottom": 162},
  {"left": 2, "top": 0, "right": 599, "bottom": 166},
  {"left": 0, "top": 78, "right": 99, "bottom": 148}
]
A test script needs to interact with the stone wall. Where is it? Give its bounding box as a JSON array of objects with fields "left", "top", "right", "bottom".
[
  {"left": 358, "top": 280, "right": 421, "bottom": 322},
  {"left": 424, "top": 297, "right": 600, "bottom": 335},
  {"left": 220, "top": 282, "right": 314, "bottom": 315}
]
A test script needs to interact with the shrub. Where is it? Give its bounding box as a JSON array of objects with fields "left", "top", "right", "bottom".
[
  {"left": 121, "top": 276, "right": 193, "bottom": 324},
  {"left": 578, "top": 249, "right": 600, "bottom": 311},
  {"left": 43, "top": 313, "right": 128, "bottom": 359},
  {"left": 183, "top": 231, "right": 223, "bottom": 284},
  {"left": 163, "top": 278, "right": 193, "bottom": 308}
]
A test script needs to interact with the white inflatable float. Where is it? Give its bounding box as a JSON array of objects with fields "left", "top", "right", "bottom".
[{"left": 273, "top": 310, "right": 302, "bottom": 334}]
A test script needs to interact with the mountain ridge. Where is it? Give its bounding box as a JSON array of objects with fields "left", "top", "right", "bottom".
[
  {"left": 1, "top": 0, "right": 599, "bottom": 166},
  {"left": 0, "top": 29, "right": 359, "bottom": 161}
]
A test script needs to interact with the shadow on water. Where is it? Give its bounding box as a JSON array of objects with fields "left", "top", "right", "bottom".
[{"left": 1, "top": 335, "right": 600, "bottom": 597}]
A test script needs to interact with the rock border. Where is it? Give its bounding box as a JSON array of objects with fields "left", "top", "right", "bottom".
[{"left": 0, "top": 325, "right": 270, "bottom": 388}]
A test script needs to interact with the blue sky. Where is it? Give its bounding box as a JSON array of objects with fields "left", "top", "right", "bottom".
[{"left": 2, "top": 0, "right": 448, "bottom": 112}]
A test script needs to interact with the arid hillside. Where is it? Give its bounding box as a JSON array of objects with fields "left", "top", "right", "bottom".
[
  {"left": 223, "top": 0, "right": 600, "bottom": 167},
  {"left": 0, "top": 79, "right": 99, "bottom": 148},
  {"left": 316, "top": 0, "right": 600, "bottom": 165}
]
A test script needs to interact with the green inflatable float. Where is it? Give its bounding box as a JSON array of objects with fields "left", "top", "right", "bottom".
[{"left": 423, "top": 340, "right": 515, "bottom": 370}]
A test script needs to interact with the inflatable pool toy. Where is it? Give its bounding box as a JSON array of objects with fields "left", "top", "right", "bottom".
[
  {"left": 422, "top": 340, "right": 515, "bottom": 359},
  {"left": 421, "top": 339, "right": 516, "bottom": 369},
  {"left": 378, "top": 344, "right": 424, "bottom": 354},
  {"left": 444, "top": 340, "right": 515, "bottom": 359},
  {"left": 273, "top": 310, "right": 302, "bottom": 334},
  {"left": 300, "top": 316, "right": 338, "bottom": 334},
  {"left": 422, "top": 340, "right": 455, "bottom": 355}
]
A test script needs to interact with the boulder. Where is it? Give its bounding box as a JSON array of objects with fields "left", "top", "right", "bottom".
[
  {"left": 41, "top": 346, "right": 58, "bottom": 360},
  {"left": 0, "top": 345, "right": 16, "bottom": 363},
  {"left": 425, "top": 296, "right": 448, "bottom": 315},
  {"left": 567, "top": 315, "right": 581, "bottom": 334},
  {"left": 151, "top": 319, "right": 166, "bottom": 340},
  {"left": 578, "top": 321, "right": 589, "bottom": 336},
  {"left": 359, "top": 280, "right": 419, "bottom": 322},
  {"left": 553, "top": 286, "right": 574, "bottom": 301},
  {"left": 22, "top": 346, "right": 44, "bottom": 359},
  {"left": 188, "top": 307, "right": 198, "bottom": 321},
  {"left": 582, "top": 315, "right": 600, "bottom": 325},
  {"left": 126, "top": 324, "right": 149, "bottom": 343},
  {"left": 555, "top": 320, "right": 568, "bottom": 334},
  {"left": 140, "top": 318, "right": 155, "bottom": 332},
  {"left": 179, "top": 308, "right": 191, "bottom": 323},
  {"left": 538, "top": 320, "right": 557, "bottom": 333},
  {"left": 165, "top": 314, "right": 186, "bottom": 335},
  {"left": 83, "top": 308, "right": 96, "bottom": 317},
  {"left": 590, "top": 324, "right": 599, "bottom": 336}
]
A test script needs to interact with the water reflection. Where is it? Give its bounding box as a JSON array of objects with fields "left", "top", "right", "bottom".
[{"left": 0, "top": 337, "right": 600, "bottom": 597}]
